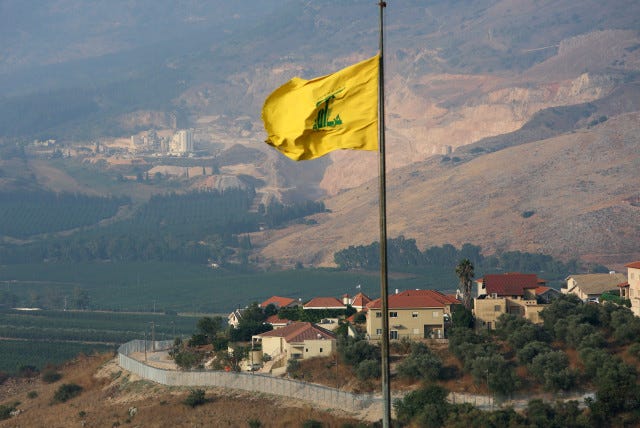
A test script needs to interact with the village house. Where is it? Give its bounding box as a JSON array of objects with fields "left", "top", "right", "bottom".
[
  {"left": 562, "top": 272, "right": 627, "bottom": 301},
  {"left": 259, "top": 295, "right": 299, "bottom": 309},
  {"left": 473, "top": 272, "right": 549, "bottom": 330},
  {"left": 227, "top": 308, "right": 244, "bottom": 329},
  {"left": 366, "top": 289, "right": 459, "bottom": 340},
  {"left": 342, "top": 292, "right": 372, "bottom": 311},
  {"left": 252, "top": 321, "right": 336, "bottom": 369},
  {"left": 625, "top": 261, "right": 640, "bottom": 317},
  {"left": 303, "top": 296, "right": 346, "bottom": 310}
]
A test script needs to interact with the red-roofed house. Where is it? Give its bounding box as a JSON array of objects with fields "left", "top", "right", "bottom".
[
  {"left": 626, "top": 261, "right": 640, "bottom": 317},
  {"left": 264, "top": 314, "right": 292, "bottom": 329},
  {"left": 347, "top": 292, "right": 372, "bottom": 311},
  {"left": 534, "top": 285, "right": 562, "bottom": 304},
  {"left": 474, "top": 272, "right": 549, "bottom": 330},
  {"left": 253, "top": 322, "right": 336, "bottom": 364},
  {"left": 366, "top": 289, "right": 460, "bottom": 340},
  {"left": 259, "top": 296, "right": 298, "bottom": 309},
  {"left": 476, "top": 273, "right": 545, "bottom": 299},
  {"left": 303, "top": 297, "right": 346, "bottom": 310}
]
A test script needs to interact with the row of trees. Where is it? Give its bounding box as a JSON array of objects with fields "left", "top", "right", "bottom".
[
  {"left": 0, "top": 188, "right": 326, "bottom": 266},
  {"left": 334, "top": 236, "right": 588, "bottom": 280},
  {"left": 0, "top": 190, "right": 128, "bottom": 238}
]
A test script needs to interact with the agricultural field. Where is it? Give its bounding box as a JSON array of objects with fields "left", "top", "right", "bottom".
[
  {"left": 0, "top": 262, "right": 457, "bottom": 313},
  {"left": 0, "top": 309, "right": 198, "bottom": 374}
]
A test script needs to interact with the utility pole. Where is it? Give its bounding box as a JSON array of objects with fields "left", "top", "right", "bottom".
[{"left": 150, "top": 321, "right": 156, "bottom": 352}]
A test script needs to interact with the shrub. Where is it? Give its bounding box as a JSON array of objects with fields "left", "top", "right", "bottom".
[
  {"left": 183, "top": 389, "right": 207, "bottom": 408},
  {"left": 397, "top": 342, "right": 443, "bottom": 381},
  {"left": 42, "top": 369, "right": 62, "bottom": 383},
  {"left": 355, "top": 359, "right": 380, "bottom": 381},
  {"left": 627, "top": 342, "right": 640, "bottom": 359},
  {"left": 27, "top": 391, "right": 38, "bottom": 399},
  {"left": 287, "top": 358, "right": 300, "bottom": 374},
  {"left": 173, "top": 349, "right": 202, "bottom": 370},
  {"left": 53, "top": 383, "right": 83, "bottom": 403},
  {"left": 247, "top": 419, "right": 263, "bottom": 428},
  {"left": 394, "top": 384, "right": 450, "bottom": 427},
  {"left": 0, "top": 403, "right": 17, "bottom": 420},
  {"left": 18, "top": 365, "right": 39, "bottom": 378},
  {"left": 302, "top": 420, "right": 323, "bottom": 428},
  {"left": 517, "top": 341, "right": 551, "bottom": 365}
]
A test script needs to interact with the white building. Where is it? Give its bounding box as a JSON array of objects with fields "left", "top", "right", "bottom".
[{"left": 169, "top": 129, "right": 194, "bottom": 155}]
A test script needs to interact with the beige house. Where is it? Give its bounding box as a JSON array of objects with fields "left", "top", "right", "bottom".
[
  {"left": 366, "top": 289, "right": 459, "bottom": 340},
  {"left": 253, "top": 321, "right": 336, "bottom": 362},
  {"left": 626, "top": 261, "right": 640, "bottom": 317},
  {"left": 562, "top": 272, "right": 627, "bottom": 301},
  {"left": 474, "top": 273, "right": 549, "bottom": 330}
]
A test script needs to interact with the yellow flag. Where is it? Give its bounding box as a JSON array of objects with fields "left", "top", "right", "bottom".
[{"left": 261, "top": 55, "right": 379, "bottom": 161}]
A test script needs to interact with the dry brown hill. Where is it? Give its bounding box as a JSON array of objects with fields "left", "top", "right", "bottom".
[
  {"left": 254, "top": 111, "right": 640, "bottom": 269},
  {"left": 0, "top": 354, "right": 365, "bottom": 428}
]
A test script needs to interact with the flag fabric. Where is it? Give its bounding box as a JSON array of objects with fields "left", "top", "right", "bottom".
[{"left": 261, "top": 54, "right": 379, "bottom": 161}]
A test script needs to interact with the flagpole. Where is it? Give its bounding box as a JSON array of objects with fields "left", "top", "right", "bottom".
[{"left": 377, "top": 2, "right": 391, "bottom": 428}]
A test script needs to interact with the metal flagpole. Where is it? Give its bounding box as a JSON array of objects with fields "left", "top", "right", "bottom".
[{"left": 377, "top": 2, "right": 391, "bottom": 427}]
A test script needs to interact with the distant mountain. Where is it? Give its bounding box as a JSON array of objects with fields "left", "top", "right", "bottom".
[{"left": 0, "top": 0, "right": 638, "bottom": 267}]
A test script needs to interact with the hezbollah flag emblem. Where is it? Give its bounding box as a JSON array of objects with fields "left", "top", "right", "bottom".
[{"left": 261, "top": 55, "right": 379, "bottom": 161}]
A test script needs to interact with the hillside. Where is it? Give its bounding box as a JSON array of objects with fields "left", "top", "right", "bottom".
[
  {"left": 0, "top": 1, "right": 639, "bottom": 268},
  {"left": 255, "top": 111, "right": 640, "bottom": 269},
  {"left": 0, "top": 354, "right": 366, "bottom": 427}
]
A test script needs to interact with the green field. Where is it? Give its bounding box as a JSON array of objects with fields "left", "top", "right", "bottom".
[
  {"left": 0, "top": 309, "right": 199, "bottom": 374},
  {"left": 0, "top": 262, "right": 458, "bottom": 313}
]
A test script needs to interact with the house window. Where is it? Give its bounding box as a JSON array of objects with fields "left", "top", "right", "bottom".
[
  {"left": 390, "top": 311, "right": 398, "bottom": 318},
  {"left": 376, "top": 329, "right": 382, "bottom": 335},
  {"left": 390, "top": 331, "right": 398, "bottom": 339},
  {"left": 320, "top": 348, "right": 323, "bottom": 353},
  {"left": 494, "top": 305, "right": 501, "bottom": 312},
  {"left": 412, "top": 312, "right": 418, "bottom": 318},
  {"left": 305, "top": 348, "right": 308, "bottom": 352},
  {"left": 376, "top": 311, "right": 382, "bottom": 318}
]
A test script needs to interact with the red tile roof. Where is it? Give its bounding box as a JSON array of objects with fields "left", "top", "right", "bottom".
[
  {"left": 367, "top": 289, "right": 460, "bottom": 310},
  {"left": 351, "top": 292, "right": 372, "bottom": 308},
  {"left": 260, "top": 296, "right": 296, "bottom": 308},
  {"left": 625, "top": 261, "right": 640, "bottom": 269},
  {"left": 264, "top": 315, "right": 291, "bottom": 326},
  {"left": 478, "top": 273, "right": 543, "bottom": 296},
  {"left": 257, "top": 322, "right": 336, "bottom": 342},
  {"left": 303, "top": 297, "right": 345, "bottom": 309},
  {"left": 535, "top": 285, "right": 550, "bottom": 294},
  {"left": 618, "top": 282, "right": 630, "bottom": 288}
]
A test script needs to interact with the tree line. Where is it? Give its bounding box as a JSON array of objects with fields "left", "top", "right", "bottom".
[
  {"left": 334, "top": 236, "right": 591, "bottom": 279},
  {"left": 0, "top": 188, "right": 326, "bottom": 266}
]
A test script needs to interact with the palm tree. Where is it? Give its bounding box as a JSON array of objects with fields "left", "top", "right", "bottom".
[{"left": 455, "top": 258, "right": 475, "bottom": 311}]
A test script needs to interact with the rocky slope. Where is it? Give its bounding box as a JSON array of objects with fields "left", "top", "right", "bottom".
[{"left": 254, "top": 110, "right": 640, "bottom": 268}]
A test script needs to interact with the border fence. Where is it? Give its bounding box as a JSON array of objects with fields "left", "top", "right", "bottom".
[{"left": 118, "top": 340, "right": 383, "bottom": 413}]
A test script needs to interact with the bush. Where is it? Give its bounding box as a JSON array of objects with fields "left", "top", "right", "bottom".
[
  {"left": 394, "top": 384, "right": 451, "bottom": 427},
  {"left": 53, "top": 383, "right": 83, "bottom": 403},
  {"left": 17, "top": 365, "right": 39, "bottom": 378},
  {"left": 287, "top": 358, "right": 300, "bottom": 374},
  {"left": 183, "top": 389, "right": 207, "bottom": 408},
  {"left": 628, "top": 342, "right": 640, "bottom": 359},
  {"left": 0, "top": 403, "right": 17, "bottom": 420},
  {"left": 27, "top": 391, "right": 38, "bottom": 399},
  {"left": 42, "top": 369, "right": 62, "bottom": 383},
  {"left": 397, "top": 342, "right": 442, "bottom": 381},
  {"left": 517, "top": 341, "right": 551, "bottom": 365},
  {"left": 355, "top": 359, "right": 380, "bottom": 381}
]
